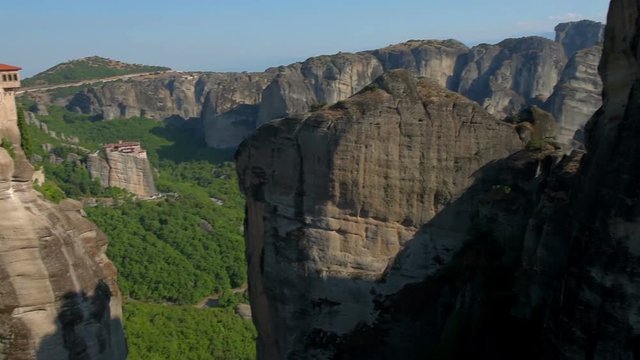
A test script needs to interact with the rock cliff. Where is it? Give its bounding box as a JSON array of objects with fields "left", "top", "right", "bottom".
[
  {"left": 238, "top": 1, "right": 640, "bottom": 359},
  {"left": 544, "top": 45, "right": 603, "bottom": 146},
  {"left": 555, "top": 19, "right": 605, "bottom": 57},
  {"left": 368, "top": 39, "right": 469, "bottom": 89},
  {"left": 33, "top": 22, "right": 602, "bottom": 150},
  {"left": 256, "top": 53, "right": 385, "bottom": 126},
  {"left": 525, "top": 1, "right": 640, "bottom": 357},
  {"left": 258, "top": 37, "right": 567, "bottom": 123},
  {"left": 87, "top": 148, "right": 156, "bottom": 197},
  {"left": 236, "top": 70, "right": 524, "bottom": 359},
  {"left": 455, "top": 37, "right": 567, "bottom": 118},
  {"left": 0, "top": 80, "right": 126, "bottom": 359},
  {"left": 68, "top": 71, "right": 273, "bottom": 122}
]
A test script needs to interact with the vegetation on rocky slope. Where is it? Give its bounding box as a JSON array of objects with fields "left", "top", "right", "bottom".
[
  {"left": 22, "top": 104, "right": 253, "bottom": 358},
  {"left": 22, "top": 56, "right": 169, "bottom": 87}
]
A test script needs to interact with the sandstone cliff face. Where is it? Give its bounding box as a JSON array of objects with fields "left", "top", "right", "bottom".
[
  {"left": 555, "top": 19, "right": 605, "bottom": 57},
  {"left": 198, "top": 72, "right": 274, "bottom": 148},
  {"left": 368, "top": 39, "right": 469, "bottom": 88},
  {"left": 239, "top": 1, "right": 640, "bottom": 359},
  {"left": 544, "top": 45, "right": 603, "bottom": 146},
  {"left": 456, "top": 37, "right": 567, "bottom": 118},
  {"left": 237, "top": 70, "right": 523, "bottom": 359},
  {"left": 46, "top": 26, "right": 601, "bottom": 150},
  {"left": 0, "top": 87, "right": 126, "bottom": 359},
  {"left": 87, "top": 149, "right": 156, "bottom": 197},
  {"left": 69, "top": 72, "right": 273, "bottom": 122},
  {"left": 256, "top": 53, "right": 384, "bottom": 126},
  {"left": 258, "top": 37, "right": 568, "bottom": 126},
  {"left": 66, "top": 71, "right": 274, "bottom": 149},
  {"left": 522, "top": 2, "right": 640, "bottom": 357}
]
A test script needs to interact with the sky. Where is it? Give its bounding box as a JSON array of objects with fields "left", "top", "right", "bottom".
[{"left": 2, "top": 0, "right": 610, "bottom": 77}]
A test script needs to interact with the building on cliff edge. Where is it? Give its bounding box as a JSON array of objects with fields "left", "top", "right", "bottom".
[
  {"left": 0, "top": 64, "right": 22, "bottom": 146},
  {"left": 87, "top": 140, "right": 157, "bottom": 197}
]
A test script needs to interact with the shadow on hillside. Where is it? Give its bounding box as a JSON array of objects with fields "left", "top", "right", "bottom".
[
  {"left": 36, "top": 282, "right": 126, "bottom": 360},
  {"left": 150, "top": 117, "right": 235, "bottom": 165}
]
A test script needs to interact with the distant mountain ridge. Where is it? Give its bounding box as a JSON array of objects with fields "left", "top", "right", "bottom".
[
  {"left": 22, "top": 20, "right": 605, "bottom": 149},
  {"left": 22, "top": 56, "right": 170, "bottom": 87}
]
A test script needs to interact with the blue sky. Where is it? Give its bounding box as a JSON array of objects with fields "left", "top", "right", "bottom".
[{"left": 3, "top": 0, "right": 610, "bottom": 77}]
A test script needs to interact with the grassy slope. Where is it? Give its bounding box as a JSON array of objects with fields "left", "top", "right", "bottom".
[{"left": 22, "top": 56, "right": 170, "bottom": 87}]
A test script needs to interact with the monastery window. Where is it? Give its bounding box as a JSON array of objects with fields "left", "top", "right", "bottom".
[
  {"left": 2, "top": 75, "right": 6, "bottom": 81},
  {"left": 12, "top": 74, "right": 17, "bottom": 81}
]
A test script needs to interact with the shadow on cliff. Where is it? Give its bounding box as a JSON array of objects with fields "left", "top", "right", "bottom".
[
  {"left": 281, "top": 147, "right": 559, "bottom": 360},
  {"left": 36, "top": 281, "right": 126, "bottom": 360},
  {"left": 150, "top": 117, "right": 235, "bottom": 165}
]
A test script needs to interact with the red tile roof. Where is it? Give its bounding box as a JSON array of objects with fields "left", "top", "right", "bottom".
[{"left": 0, "top": 64, "right": 21, "bottom": 72}]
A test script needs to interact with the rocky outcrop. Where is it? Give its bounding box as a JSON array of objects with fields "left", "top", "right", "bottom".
[
  {"left": 455, "top": 37, "right": 567, "bottom": 118},
  {"left": 66, "top": 71, "right": 274, "bottom": 149},
  {"left": 524, "top": 1, "right": 640, "bottom": 357},
  {"left": 236, "top": 70, "right": 524, "bottom": 359},
  {"left": 555, "top": 20, "right": 605, "bottom": 57},
  {"left": 238, "top": 1, "right": 640, "bottom": 359},
  {"left": 258, "top": 37, "right": 566, "bottom": 123},
  {"left": 256, "top": 53, "right": 385, "bottom": 126},
  {"left": 544, "top": 45, "right": 603, "bottom": 146},
  {"left": 87, "top": 144, "right": 156, "bottom": 197},
  {"left": 368, "top": 39, "right": 469, "bottom": 88},
  {"left": 36, "top": 24, "right": 600, "bottom": 150},
  {"left": 68, "top": 71, "right": 273, "bottom": 121},
  {"left": 0, "top": 83, "right": 126, "bottom": 359}
]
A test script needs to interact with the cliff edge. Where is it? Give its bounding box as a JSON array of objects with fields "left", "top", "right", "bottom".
[
  {"left": 237, "top": 0, "right": 640, "bottom": 358},
  {"left": 0, "top": 68, "right": 126, "bottom": 359},
  {"left": 237, "top": 70, "right": 523, "bottom": 359}
]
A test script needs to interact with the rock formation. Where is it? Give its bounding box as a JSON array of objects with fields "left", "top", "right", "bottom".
[
  {"left": 0, "top": 69, "right": 126, "bottom": 359},
  {"left": 258, "top": 37, "right": 567, "bottom": 124},
  {"left": 528, "top": 1, "right": 640, "bottom": 356},
  {"left": 555, "top": 19, "right": 605, "bottom": 57},
  {"left": 455, "top": 37, "right": 567, "bottom": 118},
  {"left": 369, "top": 39, "right": 469, "bottom": 88},
  {"left": 87, "top": 141, "right": 156, "bottom": 197},
  {"left": 544, "top": 45, "right": 603, "bottom": 146},
  {"left": 68, "top": 71, "right": 274, "bottom": 121},
  {"left": 256, "top": 53, "right": 385, "bottom": 126},
  {"left": 236, "top": 70, "right": 524, "bottom": 359},
  {"left": 28, "top": 22, "right": 601, "bottom": 150},
  {"left": 238, "top": 1, "right": 640, "bottom": 359}
]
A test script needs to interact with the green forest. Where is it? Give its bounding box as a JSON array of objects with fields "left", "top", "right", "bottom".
[
  {"left": 124, "top": 302, "right": 256, "bottom": 360},
  {"left": 20, "top": 103, "right": 254, "bottom": 359}
]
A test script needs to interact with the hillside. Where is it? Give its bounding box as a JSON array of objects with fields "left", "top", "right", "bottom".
[
  {"left": 22, "top": 56, "right": 170, "bottom": 87},
  {"left": 19, "top": 104, "right": 254, "bottom": 358},
  {"left": 21, "top": 20, "right": 603, "bottom": 151}
]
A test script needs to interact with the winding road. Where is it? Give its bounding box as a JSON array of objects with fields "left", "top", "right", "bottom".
[{"left": 16, "top": 70, "right": 177, "bottom": 95}]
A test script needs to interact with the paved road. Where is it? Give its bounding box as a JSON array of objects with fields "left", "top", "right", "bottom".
[{"left": 16, "top": 70, "right": 177, "bottom": 95}]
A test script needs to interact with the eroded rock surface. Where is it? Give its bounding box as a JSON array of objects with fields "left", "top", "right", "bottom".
[
  {"left": 238, "top": 1, "right": 640, "bottom": 359},
  {"left": 29, "top": 22, "right": 602, "bottom": 150},
  {"left": 237, "top": 70, "right": 523, "bottom": 359},
  {"left": 257, "top": 52, "right": 385, "bottom": 126},
  {"left": 68, "top": 72, "right": 273, "bottom": 122},
  {"left": 555, "top": 19, "right": 605, "bottom": 57},
  {"left": 87, "top": 143, "right": 156, "bottom": 197},
  {"left": 0, "top": 73, "right": 126, "bottom": 360},
  {"left": 544, "top": 45, "right": 603, "bottom": 146},
  {"left": 455, "top": 37, "right": 567, "bottom": 118}
]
